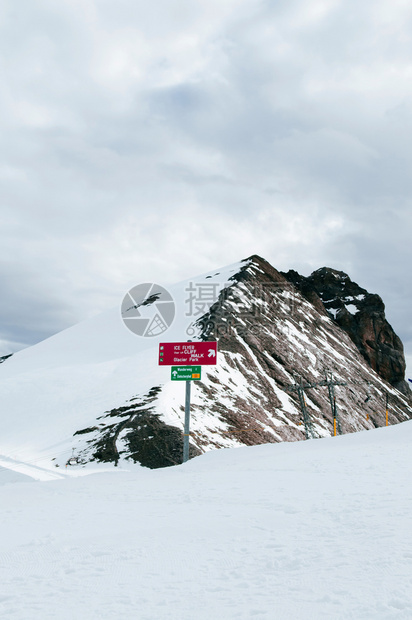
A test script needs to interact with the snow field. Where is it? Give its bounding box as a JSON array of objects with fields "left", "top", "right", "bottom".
[{"left": 0, "top": 421, "right": 411, "bottom": 620}]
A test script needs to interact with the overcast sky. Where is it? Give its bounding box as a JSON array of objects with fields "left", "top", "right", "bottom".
[{"left": 1, "top": 0, "right": 412, "bottom": 372}]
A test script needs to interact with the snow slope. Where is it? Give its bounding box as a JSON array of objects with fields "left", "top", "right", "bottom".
[
  {"left": 0, "top": 261, "right": 244, "bottom": 471},
  {"left": 0, "top": 421, "right": 411, "bottom": 620}
]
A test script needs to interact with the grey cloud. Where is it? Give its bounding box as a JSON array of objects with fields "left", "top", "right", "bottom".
[
  {"left": 0, "top": 266, "right": 76, "bottom": 354},
  {"left": 0, "top": 0, "right": 411, "bottom": 371}
]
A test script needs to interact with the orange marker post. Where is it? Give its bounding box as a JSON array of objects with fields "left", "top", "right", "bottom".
[{"left": 385, "top": 392, "right": 389, "bottom": 427}]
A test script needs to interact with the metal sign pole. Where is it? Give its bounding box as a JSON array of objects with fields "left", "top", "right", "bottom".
[
  {"left": 183, "top": 380, "right": 191, "bottom": 463},
  {"left": 297, "top": 386, "right": 312, "bottom": 439},
  {"left": 158, "top": 340, "right": 217, "bottom": 463}
]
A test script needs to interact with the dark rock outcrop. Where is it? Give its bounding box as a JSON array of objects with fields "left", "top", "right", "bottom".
[
  {"left": 282, "top": 267, "right": 409, "bottom": 394},
  {"left": 73, "top": 386, "right": 201, "bottom": 468}
]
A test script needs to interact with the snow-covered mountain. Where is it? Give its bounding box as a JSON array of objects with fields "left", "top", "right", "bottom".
[{"left": 0, "top": 255, "right": 411, "bottom": 475}]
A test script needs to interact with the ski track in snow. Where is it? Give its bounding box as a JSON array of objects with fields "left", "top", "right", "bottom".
[
  {"left": 0, "top": 457, "right": 64, "bottom": 482},
  {"left": 0, "top": 422, "right": 412, "bottom": 619}
]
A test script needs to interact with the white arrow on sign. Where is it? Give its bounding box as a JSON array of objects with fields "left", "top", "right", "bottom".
[
  {"left": 208, "top": 349, "right": 216, "bottom": 358},
  {"left": 172, "top": 370, "right": 178, "bottom": 377}
]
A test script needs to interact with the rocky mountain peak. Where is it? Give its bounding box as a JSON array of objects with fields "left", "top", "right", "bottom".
[
  {"left": 282, "top": 267, "right": 407, "bottom": 394},
  {"left": 2, "top": 255, "right": 410, "bottom": 473}
]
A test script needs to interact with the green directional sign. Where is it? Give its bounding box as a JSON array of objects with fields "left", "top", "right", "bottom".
[{"left": 171, "top": 366, "right": 201, "bottom": 381}]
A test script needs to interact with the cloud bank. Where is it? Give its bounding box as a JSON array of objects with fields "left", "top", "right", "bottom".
[{"left": 1, "top": 0, "right": 411, "bottom": 368}]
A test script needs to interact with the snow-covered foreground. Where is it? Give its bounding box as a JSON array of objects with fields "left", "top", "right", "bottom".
[{"left": 1, "top": 422, "right": 411, "bottom": 620}]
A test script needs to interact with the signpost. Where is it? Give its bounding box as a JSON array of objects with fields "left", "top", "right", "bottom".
[
  {"left": 159, "top": 341, "right": 217, "bottom": 463},
  {"left": 159, "top": 341, "right": 217, "bottom": 366},
  {"left": 171, "top": 366, "right": 201, "bottom": 381}
]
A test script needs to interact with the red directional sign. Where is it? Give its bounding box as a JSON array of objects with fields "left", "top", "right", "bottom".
[{"left": 159, "top": 341, "right": 217, "bottom": 366}]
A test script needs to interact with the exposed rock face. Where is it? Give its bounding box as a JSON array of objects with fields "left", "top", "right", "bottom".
[
  {"left": 282, "top": 267, "right": 408, "bottom": 394},
  {"left": 75, "top": 387, "right": 201, "bottom": 469},
  {"left": 0, "top": 354, "right": 12, "bottom": 364},
  {"left": 74, "top": 256, "right": 412, "bottom": 468}
]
